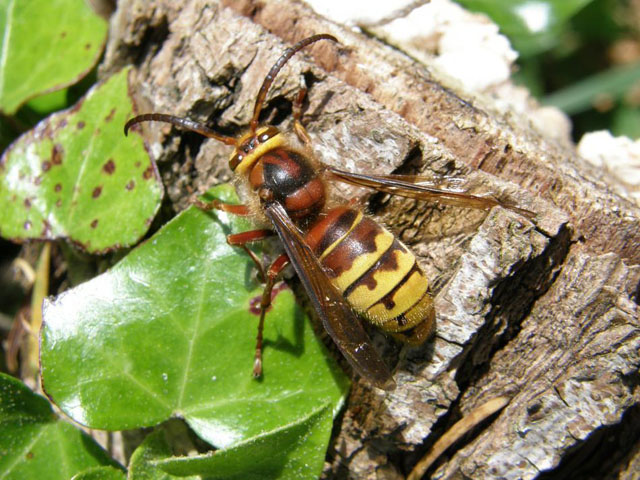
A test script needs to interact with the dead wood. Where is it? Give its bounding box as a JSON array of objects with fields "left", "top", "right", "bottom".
[{"left": 101, "top": 1, "right": 640, "bottom": 478}]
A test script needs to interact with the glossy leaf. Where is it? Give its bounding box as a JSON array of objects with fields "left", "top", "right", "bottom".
[
  {"left": 71, "top": 466, "right": 126, "bottom": 480},
  {"left": 0, "top": 0, "right": 107, "bottom": 114},
  {"left": 41, "top": 184, "right": 349, "bottom": 448},
  {"left": 127, "top": 429, "right": 202, "bottom": 480},
  {"left": 0, "top": 68, "right": 163, "bottom": 253},
  {"left": 158, "top": 404, "right": 333, "bottom": 480},
  {"left": 25, "top": 88, "right": 70, "bottom": 115},
  {"left": 0, "top": 373, "right": 117, "bottom": 480},
  {"left": 458, "top": 0, "right": 594, "bottom": 56}
]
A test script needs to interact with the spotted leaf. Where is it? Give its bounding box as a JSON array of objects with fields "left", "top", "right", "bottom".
[
  {"left": 0, "top": 0, "right": 107, "bottom": 114},
  {"left": 0, "top": 68, "right": 163, "bottom": 253}
]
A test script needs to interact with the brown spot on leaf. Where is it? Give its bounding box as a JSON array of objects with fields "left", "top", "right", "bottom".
[
  {"left": 57, "top": 119, "right": 68, "bottom": 129},
  {"left": 42, "top": 161, "right": 52, "bottom": 172},
  {"left": 91, "top": 219, "right": 99, "bottom": 229},
  {"left": 143, "top": 166, "right": 153, "bottom": 180},
  {"left": 24, "top": 221, "right": 32, "bottom": 231},
  {"left": 51, "top": 144, "right": 63, "bottom": 165},
  {"left": 92, "top": 186, "right": 102, "bottom": 198},
  {"left": 77, "top": 121, "right": 85, "bottom": 130},
  {"left": 85, "top": 43, "right": 91, "bottom": 50},
  {"left": 134, "top": 161, "right": 141, "bottom": 168},
  {"left": 26, "top": 451, "right": 34, "bottom": 460},
  {"left": 34, "top": 176, "right": 42, "bottom": 185},
  {"left": 24, "top": 198, "right": 31, "bottom": 209},
  {"left": 103, "top": 159, "right": 115, "bottom": 174},
  {"left": 70, "top": 100, "right": 83, "bottom": 114},
  {"left": 105, "top": 108, "right": 116, "bottom": 122},
  {"left": 55, "top": 199, "right": 62, "bottom": 208},
  {"left": 125, "top": 180, "right": 135, "bottom": 190},
  {"left": 54, "top": 183, "right": 62, "bottom": 192},
  {"left": 60, "top": 31, "right": 66, "bottom": 39}
]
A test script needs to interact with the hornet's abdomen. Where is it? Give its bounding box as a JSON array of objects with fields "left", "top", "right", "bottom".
[
  {"left": 305, "top": 206, "right": 435, "bottom": 344},
  {"left": 248, "top": 148, "right": 325, "bottom": 223}
]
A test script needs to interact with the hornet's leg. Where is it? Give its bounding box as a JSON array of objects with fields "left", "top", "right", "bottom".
[
  {"left": 226, "top": 229, "right": 275, "bottom": 282},
  {"left": 191, "top": 197, "right": 252, "bottom": 216},
  {"left": 192, "top": 197, "right": 289, "bottom": 377},
  {"left": 253, "top": 253, "right": 289, "bottom": 378},
  {"left": 292, "top": 83, "right": 313, "bottom": 149},
  {"left": 192, "top": 198, "right": 272, "bottom": 278}
]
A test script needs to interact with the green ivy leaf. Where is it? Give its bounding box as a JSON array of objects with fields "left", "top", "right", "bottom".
[
  {"left": 41, "top": 184, "right": 349, "bottom": 448},
  {"left": 158, "top": 404, "right": 333, "bottom": 480},
  {"left": 128, "top": 429, "right": 200, "bottom": 480},
  {"left": 0, "top": 0, "right": 107, "bottom": 114},
  {"left": 0, "top": 68, "right": 163, "bottom": 253},
  {"left": 71, "top": 466, "right": 126, "bottom": 480},
  {"left": 0, "top": 373, "right": 118, "bottom": 480}
]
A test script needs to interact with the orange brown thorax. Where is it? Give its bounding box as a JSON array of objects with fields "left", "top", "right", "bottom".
[{"left": 230, "top": 126, "right": 326, "bottom": 227}]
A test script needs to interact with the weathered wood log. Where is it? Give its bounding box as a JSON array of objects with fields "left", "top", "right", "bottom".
[{"left": 101, "top": 1, "right": 640, "bottom": 478}]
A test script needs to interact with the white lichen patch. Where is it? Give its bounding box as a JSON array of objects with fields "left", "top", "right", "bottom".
[
  {"left": 374, "top": 0, "right": 518, "bottom": 91},
  {"left": 577, "top": 130, "right": 640, "bottom": 206},
  {"left": 304, "top": 0, "right": 416, "bottom": 27}
]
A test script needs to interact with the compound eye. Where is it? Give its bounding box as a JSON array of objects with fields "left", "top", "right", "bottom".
[
  {"left": 258, "top": 126, "right": 279, "bottom": 143},
  {"left": 230, "top": 153, "right": 244, "bottom": 170}
]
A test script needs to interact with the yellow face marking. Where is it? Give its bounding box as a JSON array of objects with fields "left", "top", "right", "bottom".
[
  {"left": 332, "top": 231, "right": 394, "bottom": 292},
  {"left": 346, "top": 246, "right": 415, "bottom": 312},
  {"left": 233, "top": 132, "right": 285, "bottom": 175},
  {"left": 366, "top": 269, "right": 429, "bottom": 323},
  {"left": 318, "top": 211, "right": 364, "bottom": 261}
]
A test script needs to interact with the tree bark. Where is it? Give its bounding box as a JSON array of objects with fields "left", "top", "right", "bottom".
[{"left": 101, "top": 1, "right": 640, "bottom": 478}]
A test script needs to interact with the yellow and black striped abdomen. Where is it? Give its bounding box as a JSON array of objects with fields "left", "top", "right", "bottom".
[{"left": 305, "top": 207, "right": 435, "bottom": 345}]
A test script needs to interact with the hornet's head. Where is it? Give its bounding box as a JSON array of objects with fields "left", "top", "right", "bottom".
[{"left": 229, "top": 126, "right": 283, "bottom": 174}]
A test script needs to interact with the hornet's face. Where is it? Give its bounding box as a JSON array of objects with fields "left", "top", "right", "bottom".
[{"left": 229, "top": 126, "right": 283, "bottom": 174}]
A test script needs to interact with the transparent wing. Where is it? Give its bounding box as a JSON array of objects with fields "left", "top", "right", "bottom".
[
  {"left": 265, "top": 202, "right": 395, "bottom": 390},
  {"left": 326, "top": 166, "right": 535, "bottom": 219}
]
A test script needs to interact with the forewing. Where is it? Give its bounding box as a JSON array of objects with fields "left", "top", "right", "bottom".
[
  {"left": 326, "top": 166, "right": 535, "bottom": 219},
  {"left": 264, "top": 202, "right": 395, "bottom": 390}
]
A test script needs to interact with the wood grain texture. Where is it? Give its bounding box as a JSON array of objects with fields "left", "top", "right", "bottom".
[{"left": 100, "top": 1, "right": 640, "bottom": 478}]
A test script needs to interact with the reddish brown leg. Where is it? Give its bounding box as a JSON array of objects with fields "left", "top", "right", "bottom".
[
  {"left": 192, "top": 197, "right": 288, "bottom": 377},
  {"left": 226, "top": 229, "right": 274, "bottom": 245},
  {"left": 227, "top": 229, "right": 275, "bottom": 281},
  {"left": 253, "top": 253, "right": 289, "bottom": 378},
  {"left": 292, "top": 86, "right": 313, "bottom": 148},
  {"left": 193, "top": 198, "right": 269, "bottom": 276},
  {"left": 192, "top": 197, "right": 252, "bottom": 216}
]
